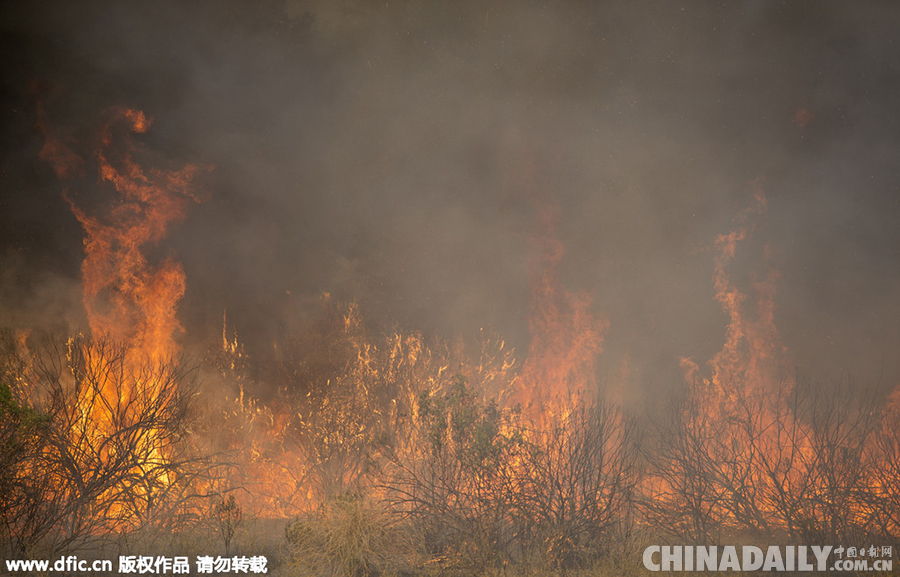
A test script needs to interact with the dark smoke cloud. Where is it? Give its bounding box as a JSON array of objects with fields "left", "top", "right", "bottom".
[{"left": 1, "top": 0, "right": 899, "bottom": 401}]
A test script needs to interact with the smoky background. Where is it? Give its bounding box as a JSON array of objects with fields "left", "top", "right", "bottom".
[{"left": 0, "top": 0, "right": 898, "bottom": 405}]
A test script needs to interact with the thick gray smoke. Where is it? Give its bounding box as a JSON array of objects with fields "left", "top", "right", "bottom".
[{"left": 1, "top": 1, "right": 898, "bottom": 401}]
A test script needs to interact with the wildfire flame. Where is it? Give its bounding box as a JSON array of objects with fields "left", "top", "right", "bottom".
[
  {"left": 26, "top": 105, "right": 897, "bottom": 548},
  {"left": 38, "top": 105, "right": 201, "bottom": 363},
  {"left": 653, "top": 189, "right": 833, "bottom": 538},
  {"left": 37, "top": 104, "right": 203, "bottom": 527},
  {"left": 680, "top": 189, "right": 792, "bottom": 403},
  {"left": 511, "top": 201, "right": 607, "bottom": 425},
  {"left": 72, "top": 107, "right": 200, "bottom": 363}
]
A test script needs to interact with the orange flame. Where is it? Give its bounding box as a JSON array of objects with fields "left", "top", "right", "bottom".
[
  {"left": 682, "top": 189, "right": 792, "bottom": 400},
  {"left": 655, "top": 189, "right": 815, "bottom": 537},
  {"left": 511, "top": 202, "right": 607, "bottom": 424},
  {"left": 38, "top": 105, "right": 201, "bottom": 363},
  {"left": 37, "top": 105, "right": 203, "bottom": 527},
  {"left": 71, "top": 107, "right": 200, "bottom": 362}
]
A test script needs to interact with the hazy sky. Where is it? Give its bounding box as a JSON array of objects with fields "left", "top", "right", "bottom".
[{"left": 1, "top": 1, "right": 898, "bottom": 400}]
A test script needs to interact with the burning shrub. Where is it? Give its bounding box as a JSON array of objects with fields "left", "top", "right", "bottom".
[
  {"left": 643, "top": 374, "right": 893, "bottom": 545},
  {"left": 201, "top": 299, "right": 521, "bottom": 522},
  {"left": 870, "top": 393, "right": 900, "bottom": 543},
  {"left": 383, "top": 375, "right": 525, "bottom": 572},
  {"left": 517, "top": 402, "right": 640, "bottom": 569},
  {"left": 201, "top": 301, "right": 438, "bottom": 517},
  {"left": 0, "top": 332, "right": 210, "bottom": 555},
  {"left": 383, "top": 373, "right": 640, "bottom": 573}
]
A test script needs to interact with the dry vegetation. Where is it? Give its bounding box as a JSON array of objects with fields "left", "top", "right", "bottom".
[{"left": 0, "top": 303, "right": 898, "bottom": 576}]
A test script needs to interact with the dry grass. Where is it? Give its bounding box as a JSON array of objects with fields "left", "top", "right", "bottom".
[{"left": 280, "top": 493, "right": 421, "bottom": 577}]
